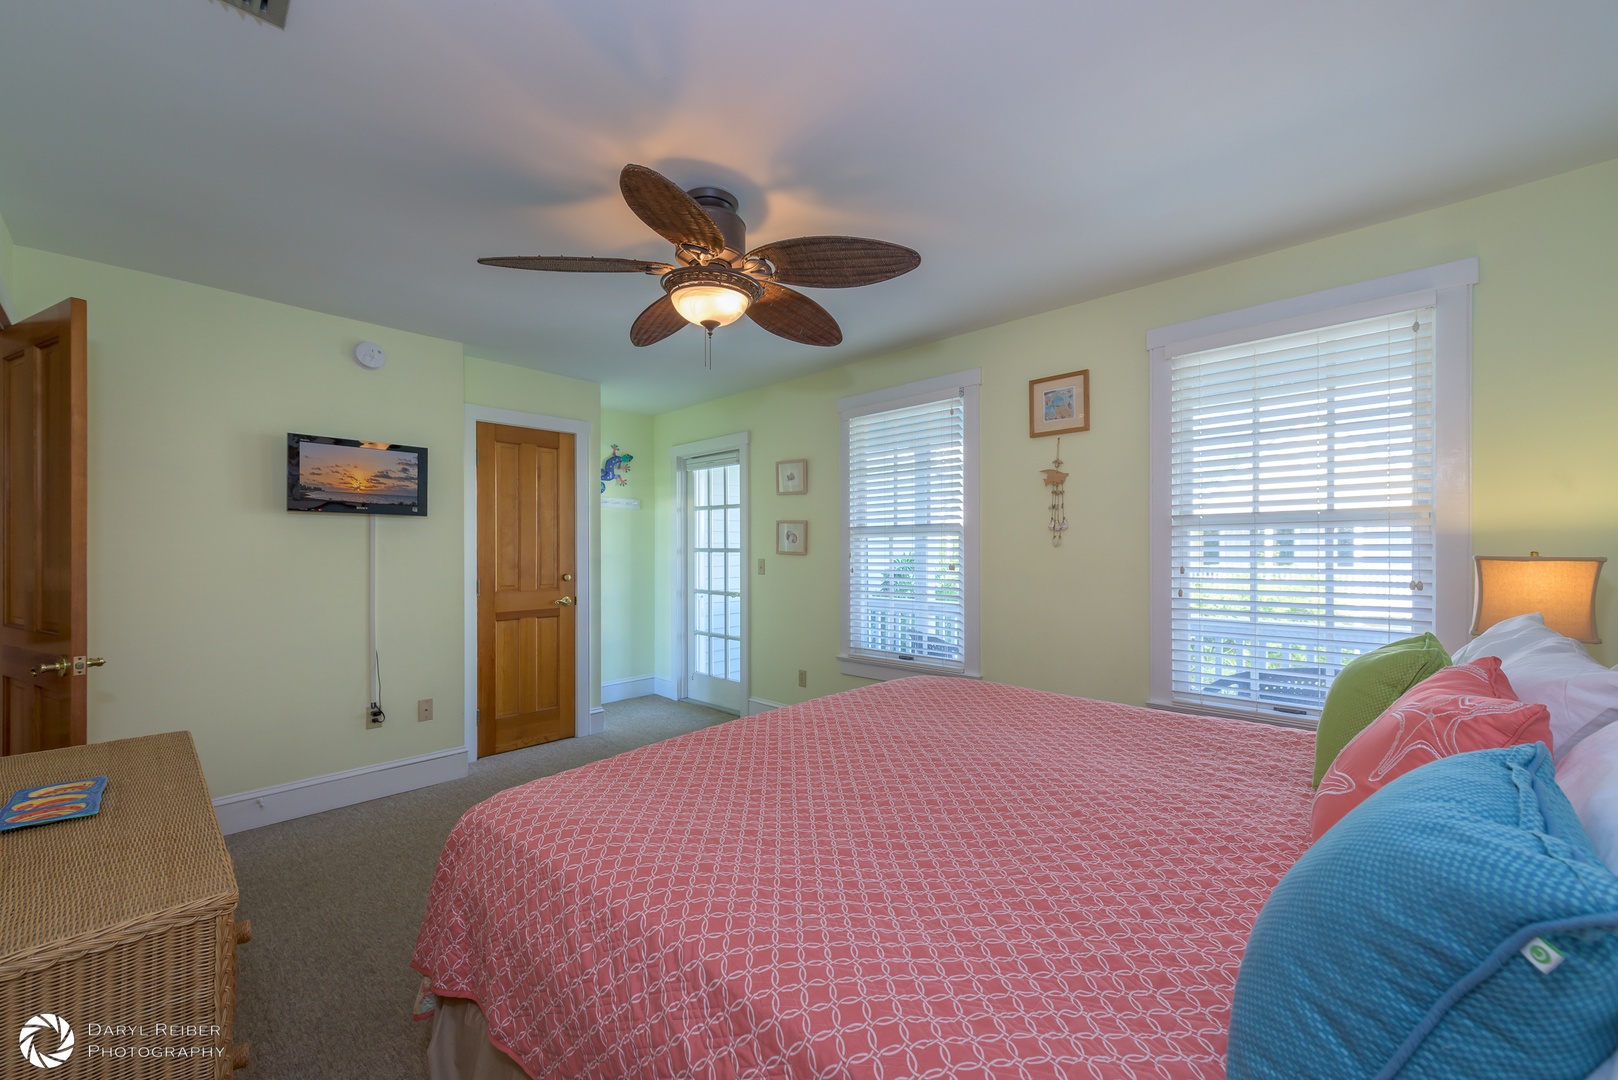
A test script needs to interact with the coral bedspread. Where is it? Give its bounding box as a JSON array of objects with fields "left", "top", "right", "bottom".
[{"left": 412, "top": 677, "right": 1315, "bottom": 1079}]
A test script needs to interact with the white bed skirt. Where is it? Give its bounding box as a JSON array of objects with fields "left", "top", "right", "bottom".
[{"left": 429, "top": 997, "right": 530, "bottom": 1080}]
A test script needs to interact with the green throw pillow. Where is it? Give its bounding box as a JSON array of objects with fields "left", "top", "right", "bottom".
[{"left": 1313, "top": 633, "right": 1450, "bottom": 787}]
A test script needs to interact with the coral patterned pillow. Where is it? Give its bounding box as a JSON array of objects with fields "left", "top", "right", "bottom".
[{"left": 1311, "top": 658, "right": 1551, "bottom": 840}]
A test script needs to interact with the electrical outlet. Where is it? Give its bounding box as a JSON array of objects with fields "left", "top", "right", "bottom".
[
  {"left": 418, "top": 698, "right": 434, "bottom": 723},
  {"left": 797, "top": 669, "right": 807, "bottom": 688},
  {"left": 366, "top": 704, "right": 384, "bottom": 729},
  {"left": 757, "top": 558, "right": 766, "bottom": 575}
]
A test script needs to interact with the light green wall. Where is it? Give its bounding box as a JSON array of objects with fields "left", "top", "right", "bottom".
[
  {"left": 14, "top": 248, "right": 466, "bottom": 797},
  {"left": 12, "top": 154, "right": 1614, "bottom": 793},
  {"left": 463, "top": 355, "right": 603, "bottom": 708},
  {"left": 464, "top": 354, "right": 600, "bottom": 422},
  {"left": 0, "top": 209, "right": 16, "bottom": 319},
  {"left": 652, "top": 157, "right": 1618, "bottom": 708},
  {"left": 599, "top": 410, "right": 655, "bottom": 685}
]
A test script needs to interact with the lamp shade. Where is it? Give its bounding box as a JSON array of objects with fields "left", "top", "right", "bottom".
[
  {"left": 661, "top": 266, "right": 763, "bottom": 332},
  {"left": 1471, "top": 554, "right": 1606, "bottom": 642},
  {"left": 670, "top": 282, "right": 752, "bottom": 328}
]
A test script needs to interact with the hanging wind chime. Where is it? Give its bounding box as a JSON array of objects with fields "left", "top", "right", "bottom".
[{"left": 1042, "top": 438, "right": 1069, "bottom": 546}]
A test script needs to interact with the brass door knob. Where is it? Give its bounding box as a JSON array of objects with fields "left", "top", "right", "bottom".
[{"left": 554, "top": 596, "right": 573, "bottom": 606}]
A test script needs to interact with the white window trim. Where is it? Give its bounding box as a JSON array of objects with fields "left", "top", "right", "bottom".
[
  {"left": 838, "top": 369, "right": 982, "bottom": 681},
  {"left": 670, "top": 432, "right": 750, "bottom": 711},
  {"left": 1146, "top": 259, "right": 1476, "bottom": 716}
]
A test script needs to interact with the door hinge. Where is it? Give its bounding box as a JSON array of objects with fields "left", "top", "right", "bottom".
[{"left": 475, "top": 578, "right": 480, "bottom": 595}]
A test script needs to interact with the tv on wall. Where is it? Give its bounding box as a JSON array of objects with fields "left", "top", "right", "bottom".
[{"left": 286, "top": 433, "right": 428, "bottom": 516}]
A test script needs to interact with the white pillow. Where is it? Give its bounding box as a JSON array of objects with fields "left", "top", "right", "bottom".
[
  {"left": 1556, "top": 719, "right": 1618, "bottom": 873},
  {"left": 1452, "top": 611, "right": 1557, "bottom": 665},
  {"left": 1588, "top": 1049, "right": 1618, "bottom": 1080},
  {"left": 1453, "top": 612, "right": 1618, "bottom": 759}
]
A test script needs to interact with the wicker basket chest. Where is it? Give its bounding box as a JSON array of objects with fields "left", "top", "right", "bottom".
[{"left": 0, "top": 731, "right": 247, "bottom": 1079}]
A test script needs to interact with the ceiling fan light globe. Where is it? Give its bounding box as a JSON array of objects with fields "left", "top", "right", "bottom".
[{"left": 670, "top": 282, "right": 752, "bottom": 328}]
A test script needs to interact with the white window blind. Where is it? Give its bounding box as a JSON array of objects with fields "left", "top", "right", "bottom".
[
  {"left": 1167, "top": 308, "right": 1435, "bottom": 720},
  {"left": 845, "top": 393, "right": 967, "bottom": 671}
]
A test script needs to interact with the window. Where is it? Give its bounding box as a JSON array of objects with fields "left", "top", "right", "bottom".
[
  {"left": 839, "top": 370, "right": 981, "bottom": 680},
  {"left": 1148, "top": 261, "right": 1475, "bottom": 724}
]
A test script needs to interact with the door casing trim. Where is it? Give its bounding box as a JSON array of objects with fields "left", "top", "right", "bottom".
[{"left": 464, "top": 406, "right": 594, "bottom": 762}]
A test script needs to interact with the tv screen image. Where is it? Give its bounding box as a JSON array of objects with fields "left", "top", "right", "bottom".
[{"left": 287, "top": 434, "right": 428, "bottom": 515}]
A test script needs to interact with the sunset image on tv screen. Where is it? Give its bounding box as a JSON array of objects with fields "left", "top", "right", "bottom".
[{"left": 292, "top": 442, "right": 421, "bottom": 511}]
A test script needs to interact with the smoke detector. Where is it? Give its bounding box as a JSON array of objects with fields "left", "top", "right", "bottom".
[
  {"left": 214, "top": 0, "right": 289, "bottom": 29},
  {"left": 354, "top": 342, "right": 386, "bottom": 370}
]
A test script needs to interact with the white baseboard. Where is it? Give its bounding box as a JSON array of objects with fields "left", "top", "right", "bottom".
[
  {"left": 214, "top": 747, "right": 469, "bottom": 835},
  {"left": 601, "top": 675, "right": 679, "bottom": 703},
  {"left": 583, "top": 707, "right": 605, "bottom": 736},
  {"left": 601, "top": 676, "right": 656, "bottom": 703},
  {"left": 747, "top": 697, "right": 787, "bottom": 716}
]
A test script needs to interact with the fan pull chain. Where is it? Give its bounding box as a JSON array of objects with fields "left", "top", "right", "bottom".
[{"left": 704, "top": 327, "right": 714, "bottom": 370}]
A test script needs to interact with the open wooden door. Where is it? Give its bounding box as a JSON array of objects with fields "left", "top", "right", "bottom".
[
  {"left": 476, "top": 422, "right": 576, "bottom": 756},
  {"left": 0, "top": 298, "right": 92, "bottom": 756}
]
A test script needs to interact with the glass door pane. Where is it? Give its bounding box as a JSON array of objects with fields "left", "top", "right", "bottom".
[{"left": 685, "top": 457, "right": 744, "bottom": 712}]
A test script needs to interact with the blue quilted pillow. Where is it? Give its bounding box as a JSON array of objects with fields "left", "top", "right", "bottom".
[{"left": 1228, "top": 743, "right": 1618, "bottom": 1079}]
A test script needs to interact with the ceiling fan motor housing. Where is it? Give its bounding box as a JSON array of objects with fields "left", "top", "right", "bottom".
[{"left": 682, "top": 187, "right": 747, "bottom": 264}]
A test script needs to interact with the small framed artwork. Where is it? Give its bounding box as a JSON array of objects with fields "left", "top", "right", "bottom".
[
  {"left": 776, "top": 520, "right": 808, "bottom": 555},
  {"left": 776, "top": 459, "right": 808, "bottom": 495},
  {"left": 1029, "top": 368, "right": 1090, "bottom": 438}
]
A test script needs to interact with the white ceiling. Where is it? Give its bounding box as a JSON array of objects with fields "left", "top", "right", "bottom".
[{"left": 1, "top": 1, "right": 1615, "bottom": 412}]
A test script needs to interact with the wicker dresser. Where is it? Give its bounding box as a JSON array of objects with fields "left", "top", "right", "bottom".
[{"left": 0, "top": 732, "right": 248, "bottom": 1078}]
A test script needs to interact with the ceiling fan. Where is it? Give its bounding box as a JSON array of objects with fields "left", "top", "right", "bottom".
[{"left": 478, "top": 164, "right": 921, "bottom": 349}]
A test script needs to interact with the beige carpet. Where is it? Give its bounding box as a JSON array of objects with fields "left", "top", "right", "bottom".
[{"left": 225, "top": 696, "right": 733, "bottom": 1079}]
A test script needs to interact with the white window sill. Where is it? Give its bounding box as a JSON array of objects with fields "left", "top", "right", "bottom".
[
  {"left": 1144, "top": 697, "right": 1318, "bottom": 731},
  {"left": 838, "top": 655, "right": 981, "bottom": 682}
]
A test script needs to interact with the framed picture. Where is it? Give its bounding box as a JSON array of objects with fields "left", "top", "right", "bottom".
[
  {"left": 776, "top": 459, "right": 808, "bottom": 495},
  {"left": 1029, "top": 368, "right": 1090, "bottom": 438},
  {"left": 776, "top": 520, "right": 808, "bottom": 555}
]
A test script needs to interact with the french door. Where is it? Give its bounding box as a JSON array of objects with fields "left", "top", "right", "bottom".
[{"left": 678, "top": 442, "right": 748, "bottom": 714}]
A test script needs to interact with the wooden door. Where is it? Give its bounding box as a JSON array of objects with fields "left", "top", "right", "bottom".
[
  {"left": 476, "top": 422, "right": 575, "bottom": 756},
  {"left": 0, "top": 299, "right": 89, "bottom": 755}
]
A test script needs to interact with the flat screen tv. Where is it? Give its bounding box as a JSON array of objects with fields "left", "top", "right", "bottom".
[{"left": 287, "top": 433, "right": 428, "bottom": 516}]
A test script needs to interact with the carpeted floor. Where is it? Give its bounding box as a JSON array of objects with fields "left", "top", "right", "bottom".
[{"left": 225, "top": 696, "right": 733, "bottom": 1080}]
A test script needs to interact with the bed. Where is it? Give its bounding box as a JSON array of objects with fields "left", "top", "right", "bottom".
[{"left": 412, "top": 676, "right": 1316, "bottom": 1079}]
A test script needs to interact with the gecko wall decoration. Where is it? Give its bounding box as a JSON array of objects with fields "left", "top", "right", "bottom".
[{"left": 600, "top": 445, "right": 633, "bottom": 493}]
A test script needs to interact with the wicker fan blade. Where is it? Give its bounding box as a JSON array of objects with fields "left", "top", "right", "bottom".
[
  {"left": 746, "top": 236, "right": 920, "bottom": 288},
  {"left": 478, "top": 256, "right": 670, "bottom": 274},
  {"left": 620, "top": 165, "right": 726, "bottom": 253},
  {"left": 747, "top": 281, "right": 842, "bottom": 347},
  {"left": 630, "top": 293, "right": 688, "bottom": 347}
]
